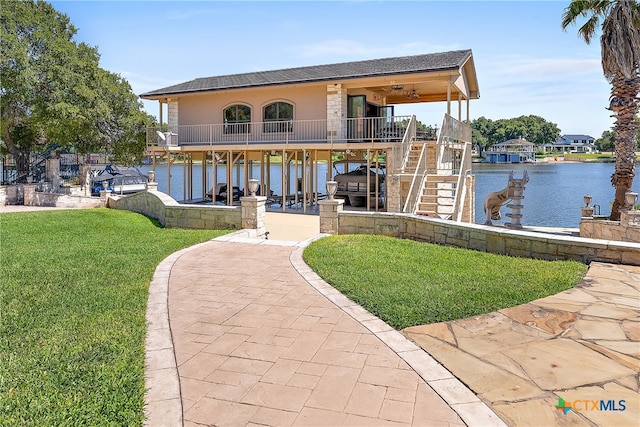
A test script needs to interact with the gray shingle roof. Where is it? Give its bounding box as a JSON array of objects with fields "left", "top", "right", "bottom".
[
  {"left": 495, "top": 139, "right": 534, "bottom": 146},
  {"left": 562, "top": 134, "right": 595, "bottom": 140},
  {"left": 141, "top": 49, "right": 472, "bottom": 98}
]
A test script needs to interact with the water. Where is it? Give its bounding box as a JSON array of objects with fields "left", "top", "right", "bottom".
[
  {"left": 473, "top": 162, "right": 640, "bottom": 228},
  {"left": 5, "top": 160, "right": 622, "bottom": 228},
  {"left": 139, "top": 161, "right": 637, "bottom": 228},
  {"left": 138, "top": 162, "right": 331, "bottom": 202}
]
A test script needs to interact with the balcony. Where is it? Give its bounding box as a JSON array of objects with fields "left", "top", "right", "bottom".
[{"left": 146, "top": 116, "right": 425, "bottom": 148}]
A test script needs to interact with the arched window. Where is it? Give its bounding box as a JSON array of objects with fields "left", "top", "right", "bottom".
[
  {"left": 223, "top": 104, "right": 251, "bottom": 134},
  {"left": 263, "top": 101, "right": 293, "bottom": 132}
]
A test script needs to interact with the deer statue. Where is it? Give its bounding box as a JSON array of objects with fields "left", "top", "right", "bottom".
[{"left": 483, "top": 170, "right": 529, "bottom": 225}]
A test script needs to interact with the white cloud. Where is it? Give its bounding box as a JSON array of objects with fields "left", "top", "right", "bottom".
[{"left": 484, "top": 56, "right": 601, "bottom": 79}]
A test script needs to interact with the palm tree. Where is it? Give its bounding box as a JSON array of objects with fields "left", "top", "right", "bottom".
[{"left": 562, "top": 0, "right": 640, "bottom": 220}]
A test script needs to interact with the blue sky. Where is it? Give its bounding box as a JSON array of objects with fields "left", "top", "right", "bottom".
[{"left": 50, "top": 0, "right": 613, "bottom": 138}]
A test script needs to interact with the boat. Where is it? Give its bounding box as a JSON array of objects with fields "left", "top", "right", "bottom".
[
  {"left": 333, "top": 163, "right": 385, "bottom": 207},
  {"left": 91, "top": 165, "right": 148, "bottom": 196},
  {"left": 206, "top": 183, "right": 243, "bottom": 202}
]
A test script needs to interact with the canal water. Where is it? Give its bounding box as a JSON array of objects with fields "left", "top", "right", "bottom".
[
  {"left": 139, "top": 161, "right": 639, "bottom": 229},
  {"left": 472, "top": 162, "right": 640, "bottom": 229}
]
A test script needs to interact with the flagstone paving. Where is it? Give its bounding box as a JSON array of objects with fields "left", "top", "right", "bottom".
[{"left": 404, "top": 262, "right": 640, "bottom": 427}]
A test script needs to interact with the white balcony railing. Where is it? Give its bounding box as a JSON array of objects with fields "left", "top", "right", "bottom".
[{"left": 146, "top": 116, "right": 414, "bottom": 147}]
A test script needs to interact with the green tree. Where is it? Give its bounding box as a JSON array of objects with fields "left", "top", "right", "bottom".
[
  {"left": 467, "top": 116, "right": 494, "bottom": 156},
  {"left": 402, "top": 118, "right": 437, "bottom": 139},
  {"left": 1, "top": 0, "right": 153, "bottom": 179},
  {"left": 470, "top": 115, "right": 560, "bottom": 153},
  {"left": 597, "top": 130, "right": 616, "bottom": 151},
  {"left": 562, "top": 0, "right": 640, "bottom": 220}
]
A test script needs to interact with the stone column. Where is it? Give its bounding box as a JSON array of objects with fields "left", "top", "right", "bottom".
[
  {"left": 621, "top": 210, "right": 640, "bottom": 227},
  {"left": 23, "top": 184, "right": 37, "bottom": 206},
  {"left": 6, "top": 186, "right": 20, "bottom": 205},
  {"left": 241, "top": 195, "right": 267, "bottom": 237},
  {"left": 0, "top": 186, "right": 6, "bottom": 206},
  {"left": 385, "top": 145, "right": 402, "bottom": 213},
  {"left": 327, "top": 84, "right": 347, "bottom": 140},
  {"left": 80, "top": 164, "right": 91, "bottom": 196},
  {"left": 46, "top": 157, "right": 61, "bottom": 189},
  {"left": 100, "top": 189, "right": 112, "bottom": 206},
  {"left": 463, "top": 174, "right": 475, "bottom": 223},
  {"left": 319, "top": 198, "right": 344, "bottom": 234}
]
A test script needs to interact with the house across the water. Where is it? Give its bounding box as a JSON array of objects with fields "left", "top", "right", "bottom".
[
  {"left": 484, "top": 138, "right": 535, "bottom": 163},
  {"left": 544, "top": 134, "right": 597, "bottom": 154},
  {"left": 140, "top": 49, "right": 480, "bottom": 221}
]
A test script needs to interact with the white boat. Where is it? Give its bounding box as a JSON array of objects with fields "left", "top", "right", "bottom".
[{"left": 91, "top": 165, "right": 148, "bottom": 196}]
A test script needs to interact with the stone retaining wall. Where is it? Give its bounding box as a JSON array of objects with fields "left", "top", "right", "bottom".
[
  {"left": 2, "top": 185, "right": 24, "bottom": 205},
  {"left": 579, "top": 211, "right": 640, "bottom": 243},
  {"left": 1, "top": 184, "right": 103, "bottom": 208},
  {"left": 337, "top": 211, "right": 640, "bottom": 266},
  {"left": 109, "top": 190, "right": 241, "bottom": 230},
  {"left": 29, "top": 192, "right": 104, "bottom": 209}
]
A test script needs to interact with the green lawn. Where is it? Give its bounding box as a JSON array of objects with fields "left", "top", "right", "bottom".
[
  {"left": 0, "top": 209, "right": 228, "bottom": 426},
  {"left": 303, "top": 234, "right": 587, "bottom": 329},
  {"left": 562, "top": 152, "right": 615, "bottom": 161}
]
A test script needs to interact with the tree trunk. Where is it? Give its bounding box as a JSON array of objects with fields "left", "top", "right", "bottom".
[
  {"left": 609, "top": 74, "right": 640, "bottom": 220},
  {"left": 2, "top": 126, "right": 31, "bottom": 180}
]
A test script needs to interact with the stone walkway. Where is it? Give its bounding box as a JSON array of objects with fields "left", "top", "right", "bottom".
[
  {"left": 144, "top": 231, "right": 504, "bottom": 427},
  {"left": 144, "top": 221, "right": 640, "bottom": 427},
  {"left": 404, "top": 262, "right": 640, "bottom": 426}
]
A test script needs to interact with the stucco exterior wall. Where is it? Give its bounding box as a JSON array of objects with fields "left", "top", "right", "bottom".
[
  {"left": 336, "top": 211, "right": 640, "bottom": 266},
  {"left": 110, "top": 190, "right": 241, "bottom": 230},
  {"left": 176, "top": 84, "right": 329, "bottom": 125}
]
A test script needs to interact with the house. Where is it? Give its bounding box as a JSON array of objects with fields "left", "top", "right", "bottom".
[
  {"left": 140, "top": 49, "right": 480, "bottom": 220},
  {"left": 544, "top": 134, "right": 596, "bottom": 154},
  {"left": 484, "top": 138, "right": 535, "bottom": 163}
]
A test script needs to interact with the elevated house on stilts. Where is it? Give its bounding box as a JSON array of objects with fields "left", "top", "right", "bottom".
[{"left": 141, "top": 49, "right": 479, "bottom": 221}]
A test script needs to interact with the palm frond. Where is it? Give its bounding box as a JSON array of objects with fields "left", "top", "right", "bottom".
[{"left": 561, "top": 0, "right": 616, "bottom": 43}]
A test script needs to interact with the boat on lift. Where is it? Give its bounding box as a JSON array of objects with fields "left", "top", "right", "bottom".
[{"left": 333, "top": 162, "right": 385, "bottom": 208}]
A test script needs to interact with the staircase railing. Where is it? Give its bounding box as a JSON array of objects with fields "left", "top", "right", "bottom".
[
  {"left": 399, "top": 116, "right": 417, "bottom": 173},
  {"left": 7, "top": 146, "right": 58, "bottom": 183},
  {"left": 402, "top": 142, "right": 429, "bottom": 214},
  {"left": 404, "top": 113, "right": 472, "bottom": 219},
  {"left": 452, "top": 142, "right": 473, "bottom": 221}
]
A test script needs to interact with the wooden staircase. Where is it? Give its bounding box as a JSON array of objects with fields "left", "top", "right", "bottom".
[
  {"left": 398, "top": 114, "right": 473, "bottom": 222},
  {"left": 403, "top": 141, "right": 460, "bottom": 218},
  {"left": 415, "top": 174, "right": 458, "bottom": 218},
  {"left": 403, "top": 141, "right": 437, "bottom": 171}
]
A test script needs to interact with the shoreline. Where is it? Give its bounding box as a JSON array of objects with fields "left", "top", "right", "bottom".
[{"left": 472, "top": 157, "right": 616, "bottom": 165}]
